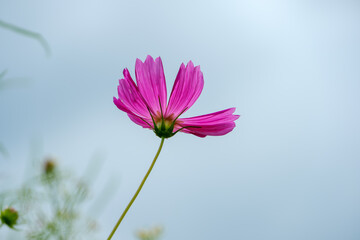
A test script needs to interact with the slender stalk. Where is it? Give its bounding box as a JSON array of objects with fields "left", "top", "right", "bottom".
[
  {"left": 0, "top": 19, "right": 51, "bottom": 56},
  {"left": 107, "top": 138, "right": 165, "bottom": 240}
]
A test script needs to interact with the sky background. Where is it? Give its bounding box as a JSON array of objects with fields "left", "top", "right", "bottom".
[{"left": 1, "top": 0, "right": 360, "bottom": 239}]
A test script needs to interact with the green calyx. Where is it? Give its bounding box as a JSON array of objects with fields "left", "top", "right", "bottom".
[
  {"left": 153, "top": 117, "right": 176, "bottom": 138},
  {"left": 149, "top": 99, "right": 186, "bottom": 138}
]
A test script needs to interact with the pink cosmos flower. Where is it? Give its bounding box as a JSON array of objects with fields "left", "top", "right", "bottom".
[{"left": 113, "top": 55, "right": 239, "bottom": 138}]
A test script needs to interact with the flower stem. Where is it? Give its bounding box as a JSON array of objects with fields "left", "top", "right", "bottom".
[{"left": 107, "top": 137, "right": 165, "bottom": 240}]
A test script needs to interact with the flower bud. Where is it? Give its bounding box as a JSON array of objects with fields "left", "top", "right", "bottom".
[
  {"left": 44, "top": 158, "right": 56, "bottom": 175},
  {"left": 0, "top": 207, "right": 19, "bottom": 228}
]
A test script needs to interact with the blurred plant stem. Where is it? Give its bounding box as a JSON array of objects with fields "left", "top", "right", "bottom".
[
  {"left": 0, "top": 142, "right": 9, "bottom": 158},
  {"left": 107, "top": 138, "right": 165, "bottom": 240},
  {"left": 0, "top": 19, "right": 51, "bottom": 57},
  {"left": 0, "top": 70, "right": 6, "bottom": 79},
  {"left": 0, "top": 70, "right": 7, "bottom": 91}
]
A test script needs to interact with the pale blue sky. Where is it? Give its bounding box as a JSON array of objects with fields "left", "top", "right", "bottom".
[{"left": 1, "top": 0, "right": 359, "bottom": 239}]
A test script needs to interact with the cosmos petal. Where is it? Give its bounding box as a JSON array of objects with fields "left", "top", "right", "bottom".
[
  {"left": 135, "top": 55, "right": 167, "bottom": 116},
  {"left": 113, "top": 68, "right": 150, "bottom": 118},
  {"left": 176, "top": 108, "right": 240, "bottom": 137},
  {"left": 166, "top": 61, "right": 204, "bottom": 118},
  {"left": 127, "top": 113, "right": 153, "bottom": 129}
]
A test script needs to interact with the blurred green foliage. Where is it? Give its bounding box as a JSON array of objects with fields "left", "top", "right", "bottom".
[
  {"left": 0, "top": 158, "right": 98, "bottom": 240},
  {"left": 0, "top": 17, "right": 46, "bottom": 157},
  {"left": 136, "top": 226, "right": 163, "bottom": 240},
  {"left": 0, "top": 157, "right": 163, "bottom": 240}
]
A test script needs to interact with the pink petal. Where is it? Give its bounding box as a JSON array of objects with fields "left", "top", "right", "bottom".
[
  {"left": 127, "top": 113, "right": 153, "bottom": 129},
  {"left": 175, "top": 108, "right": 240, "bottom": 137},
  {"left": 135, "top": 55, "right": 167, "bottom": 117},
  {"left": 166, "top": 61, "right": 204, "bottom": 119},
  {"left": 113, "top": 69, "right": 150, "bottom": 118}
]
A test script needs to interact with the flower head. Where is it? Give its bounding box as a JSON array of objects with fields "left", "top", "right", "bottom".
[{"left": 114, "top": 55, "right": 239, "bottom": 138}]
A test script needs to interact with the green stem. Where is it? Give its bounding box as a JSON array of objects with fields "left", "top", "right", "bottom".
[{"left": 107, "top": 138, "right": 165, "bottom": 240}]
